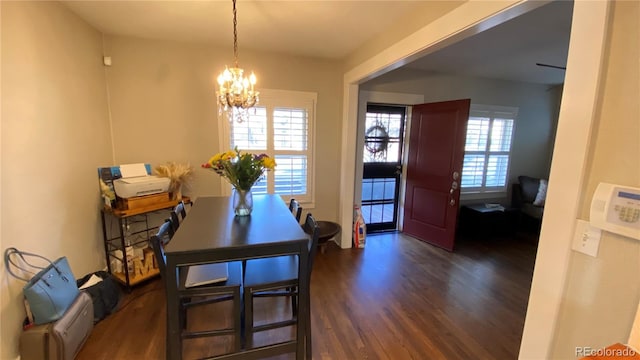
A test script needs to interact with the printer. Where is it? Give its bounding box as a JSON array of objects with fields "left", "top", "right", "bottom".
[{"left": 112, "top": 163, "right": 170, "bottom": 199}]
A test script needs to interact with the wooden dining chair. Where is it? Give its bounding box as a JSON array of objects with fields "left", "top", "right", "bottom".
[
  {"left": 288, "top": 198, "right": 303, "bottom": 223},
  {"left": 150, "top": 218, "right": 243, "bottom": 353},
  {"left": 242, "top": 213, "right": 320, "bottom": 351}
]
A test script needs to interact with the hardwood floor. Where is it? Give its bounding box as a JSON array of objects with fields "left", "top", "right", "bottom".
[{"left": 77, "top": 231, "right": 537, "bottom": 359}]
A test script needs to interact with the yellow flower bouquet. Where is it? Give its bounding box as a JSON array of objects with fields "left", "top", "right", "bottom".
[{"left": 202, "top": 148, "right": 276, "bottom": 191}]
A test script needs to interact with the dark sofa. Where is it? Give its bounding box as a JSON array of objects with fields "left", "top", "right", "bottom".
[{"left": 511, "top": 175, "right": 547, "bottom": 231}]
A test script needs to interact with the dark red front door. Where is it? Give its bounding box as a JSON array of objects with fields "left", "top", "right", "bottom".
[{"left": 403, "top": 99, "right": 470, "bottom": 251}]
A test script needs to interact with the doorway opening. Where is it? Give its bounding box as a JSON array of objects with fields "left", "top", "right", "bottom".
[{"left": 360, "top": 104, "right": 406, "bottom": 233}]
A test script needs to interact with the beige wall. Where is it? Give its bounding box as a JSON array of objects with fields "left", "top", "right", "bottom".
[
  {"left": 102, "top": 35, "right": 343, "bottom": 221},
  {"left": 550, "top": 1, "right": 640, "bottom": 358},
  {"left": 0, "top": 2, "right": 112, "bottom": 359},
  {"left": 343, "top": 1, "right": 465, "bottom": 72}
]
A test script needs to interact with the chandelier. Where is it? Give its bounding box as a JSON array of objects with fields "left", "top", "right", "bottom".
[{"left": 216, "top": 0, "right": 259, "bottom": 123}]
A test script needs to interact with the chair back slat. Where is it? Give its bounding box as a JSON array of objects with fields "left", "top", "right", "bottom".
[
  {"left": 150, "top": 219, "right": 173, "bottom": 280},
  {"left": 302, "top": 213, "right": 320, "bottom": 272},
  {"left": 169, "top": 211, "right": 180, "bottom": 233},
  {"left": 289, "top": 199, "right": 303, "bottom": 223},
  {"left": 175, "top": 201, "right": 187, "bottom": 220},
  {"left": 170, "top": 201, "right": 188, "bottom": 233}
]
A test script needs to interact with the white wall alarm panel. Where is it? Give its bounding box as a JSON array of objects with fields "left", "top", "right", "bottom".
[{"left": 590, "top": 182, "right": 640, "bottom": 240}]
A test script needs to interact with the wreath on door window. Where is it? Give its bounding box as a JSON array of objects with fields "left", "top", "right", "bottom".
[{"left": 365, "top": 125, "right": 390, "bottom": 156}]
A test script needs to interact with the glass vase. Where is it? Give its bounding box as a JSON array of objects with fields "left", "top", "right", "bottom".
[{"left": 233, "top": 188, "right": 253, "bottom": 216}]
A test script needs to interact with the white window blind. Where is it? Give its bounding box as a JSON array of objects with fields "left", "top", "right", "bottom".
[
  {"left": 461, "top": 105, "right": 517, "bottom": 193},
  {"left": 222, "top": 89, "right": 316, "bottom": 204}
]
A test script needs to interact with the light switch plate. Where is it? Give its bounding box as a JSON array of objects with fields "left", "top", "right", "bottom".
[{"left": 572, "top": 219, "right": 602, "bottom": 257}]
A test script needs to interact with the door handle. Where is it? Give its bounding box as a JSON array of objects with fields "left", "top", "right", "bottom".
[{"left": 449, "top": 180, "right": 459, "bottom": 206}]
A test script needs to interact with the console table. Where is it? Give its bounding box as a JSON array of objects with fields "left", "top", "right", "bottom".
[{"left": 458, "top": 204, "right": 519, "bottom": 238}]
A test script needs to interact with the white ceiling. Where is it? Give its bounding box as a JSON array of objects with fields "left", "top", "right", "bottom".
[
  {"left": 62, "top": 0, "right": 573, "bottom": 85},
  {"left": 405, "top": 0, "right": 573, "bottom": 85},
  {"left": 62, "top": 0, "right": 437, "bottom": 59}
]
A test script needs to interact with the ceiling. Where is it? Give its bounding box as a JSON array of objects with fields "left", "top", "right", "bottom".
[
  {"left": 62, "top": 0, "right": 573, "bottom": 85},
  {"left": 62, "top": 1, "right": 444, "bottom": 59},
  {"left": 405, "top": 0, "right": 573, "bottom": 85}
]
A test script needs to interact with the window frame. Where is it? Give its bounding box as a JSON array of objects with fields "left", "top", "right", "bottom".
[
  {"left": 460, "top": 104, "right": 518, "bottom": 195},
  {"left": 218, "top": 89, "right": 317, "bottom": 207}
]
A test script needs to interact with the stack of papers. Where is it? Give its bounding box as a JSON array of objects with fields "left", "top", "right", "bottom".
[{"left": 485, "top": 203, "right": 505, "bottom": 211}]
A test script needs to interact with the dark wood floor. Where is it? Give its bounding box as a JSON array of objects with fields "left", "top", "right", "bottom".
[{"left": 77, "top": 231, "right": 537, "bottom": 360}]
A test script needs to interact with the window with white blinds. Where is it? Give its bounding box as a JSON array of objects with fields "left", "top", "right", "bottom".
[
  {"left": 461, "top": 105, "right": 517, "bottom": 193},
  {"left": 222, "top": 89, "right": 316, "bottom": 204}
]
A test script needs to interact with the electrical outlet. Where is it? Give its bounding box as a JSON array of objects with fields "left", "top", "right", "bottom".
[{"left": 572, "top": 219, "right": 602, "bottom": 257}]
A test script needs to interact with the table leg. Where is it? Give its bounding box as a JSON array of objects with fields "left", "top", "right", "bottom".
[
  {"left": 165, "top": 258, "right": 182, "bottom": 360},
  {"left": 233, "top": 286, "right": 241, "bottom": 352},
  {"left": 305, "top": 289, "right": 312, "bottom": 360}
]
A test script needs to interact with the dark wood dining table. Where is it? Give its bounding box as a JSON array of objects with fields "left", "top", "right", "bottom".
[{"left": 163, "top": 195, "right": 310, "bottom": 359}]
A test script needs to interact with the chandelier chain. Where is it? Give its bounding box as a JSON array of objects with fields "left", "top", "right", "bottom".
[{"left": 232, "top": 0, "right": 238, "bottom": 68}]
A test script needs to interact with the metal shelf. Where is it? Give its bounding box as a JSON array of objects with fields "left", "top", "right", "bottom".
[{"left": 100, "top": 197, "right": 190, "bottom": 289}]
